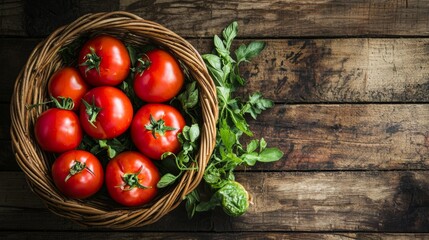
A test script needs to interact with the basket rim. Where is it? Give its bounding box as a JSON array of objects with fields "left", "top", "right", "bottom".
[{"left": 10, "top": 11, "right": 218, "bottom": 229}]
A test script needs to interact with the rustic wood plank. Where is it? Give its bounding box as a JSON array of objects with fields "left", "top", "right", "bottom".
[
  {"left": 2, "top": 232, "right": 429, "bottom": 240},
  {"left": 0, "top": 38, "right": 38, "bottom": 103},
  {"left": 0, "top": 0, "right": 119, "bottom": 36},
  {"left": 3, "top": 0, "right": 429, "bottom": 37},
  {"left": 0, "top": 142, "right": 18, "bottom": 171},
  {"left": 237, "top": 38, "right": 429, "bottom": 103},
  {"left": 1, "top": 171, "right": 429, "bottom": 232},
  {"left": 4, "top": 104, "right": 429, "bottom": 171},
  {"left": 3, "top": 38, "right": 429, "bottom": 103},
  {"left": 0, "top": 104, "right": 11, "bottom": 140},
  {"left": 232, "top": 171, "right": 429, "bottom": 232},
  {"left": 24, "top": 0, "right": 119, "bottom": 36},
  {"left": 0, "top": 0, "right": 25, "bottom": 36},
  {"left": 121, "top": 0, "right": 429, "bottom": 37},
  {"left": 249, "top": 104, "right": 429, "bottom": 171}
]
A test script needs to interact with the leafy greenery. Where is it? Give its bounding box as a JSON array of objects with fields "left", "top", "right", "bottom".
[{"left": 184, "top": 21, "right": 283, "bottom": 218}]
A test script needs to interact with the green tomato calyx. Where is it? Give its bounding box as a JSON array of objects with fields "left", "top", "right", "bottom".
[
  {"left": 120, "top": 167, "right": 150, "bottom": 190},
  {"left": 145, "top": 114, "right": 177, "bottom": 139},
  {"left": 80, "top": 47, "right": 101, "bottom": 76},
  {"left": 65, "top": 160, "right": 94, "bottom": 182},
  {"left": 82, "top": 96, "right": 102, "bottom": 128}
]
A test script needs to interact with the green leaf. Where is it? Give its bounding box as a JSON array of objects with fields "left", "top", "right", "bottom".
[
  {"left": 157, "top": 173, "right": 180, "bottom": 188},
  {"left": 258, "top": 148, "right": 284, "bottom": 162},
  {"left": 246, "top": 139, "right": 259, "bottom": 153},
  {"left": 219, "top": 122, "right": 236, "bottom": 152},
  {"left": 235, "top": 41, "right": 266, "bottom": 63},
  {"left": 243, "top": 93, "right": 274, "bottom": 119},
  {"left": 203, "top": 54, "right": 222, "bottom": 70},
  {"left": 259, "top": 138, "right": 267, "bottom": 151},
  {"left": 228, "top": 109, "right": 253, "bottom": 136},
  {"left": 222, "top": 21, "right": 238, "bottom": 51},
  {"left": 189, "top": 124, "right": 200, "bottom": 142},
  {"left": 217, "top": 86, "right": 231, "bottom": 104},
  {"left": 185, "top": 190, "right": 200, "bottom": 219},
  {"left": 196, "top": 199, "right": 219, "bottom": 212},
  {"left": 216, "top": 181, "right": 249, "bottom": 217},
  {"left": 203, "top": 54, "right": 224, "bottom": 86},
  {"left": 126, "top": 45, "right": 138, "bottom": 67},
  {"left": 178, "top": 81, "right": 199, "bottom": 110},
  {"left": 242, "top": 152, "right": 259, "bottom": 166},
  {"left": 204, "top": 166, "right": 222, "bottom": 185},
  {"left": 234, "top": 45, "right": 247, "bottom": 63},
  {"left": 214, "top": 35, "right": 228, "bottom": 58}
]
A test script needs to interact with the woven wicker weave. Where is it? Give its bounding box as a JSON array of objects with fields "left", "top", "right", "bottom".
[{"left": 10, "top": 11, "right": 218, "bottom": 229}]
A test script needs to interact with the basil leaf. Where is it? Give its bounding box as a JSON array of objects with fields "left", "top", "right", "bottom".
[
  {"left": 258, "top": 148, "right": 284, "bottom": 162},
  {"left": 189, "top": 124, "right": 200, "bottom": 142},
  {"left": 235, "top": 41, "right": 266, "bottom": 63},
  {"left": 246, "top": 139, "right": 259, "bottom": 153},
  {"left": 157, "top": 173, "right": 180, "bottom": 188},
  {"left": 222, "top": 21, "right": 238, "bottom": 51}
]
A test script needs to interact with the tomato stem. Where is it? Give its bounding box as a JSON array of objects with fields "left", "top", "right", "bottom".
[
  {"left": 80, "top": 47, "right": 101, "bottom": 76},
  {"left": 82, "top": 96, "right": 102, "bottom": 128},
  {"left": 145, "top": 114, "right": 177, "bottom": 139},
  {"left": 65, "top": 160, "right": 94, "bottom": 182},
  {"left": 26, "top": 96, "right": 74, "bottom": 110},
  {"left": 135, "top": 55, "right": 151, "bottom": 75},
  {"left": 120, "top": 166, "right": 150, "bottom": 190}
]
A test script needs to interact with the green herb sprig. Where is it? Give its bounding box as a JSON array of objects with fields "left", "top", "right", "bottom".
[{"left": 185, "top": 21, "right": 284, "bottom": 218}]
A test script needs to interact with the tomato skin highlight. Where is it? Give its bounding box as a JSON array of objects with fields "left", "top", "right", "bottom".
[
  {"left": 78, "top": 35, "right": 131, "bottom": 86},
  {"left": 131, "top": 103, "right": 185, "bottom": 160},
  {"left": 105, "top": 151, "right": 160, "bottom": 207},
  {"left": 79, "top": 86, "right": 133, "bottom": 140},
  {"left": 48, "top": 67, "right": 89, "bottom": 110},
  {"left": 51, "top": 150, "right": 104, "bottom": 199},
  {"left": 133, "top": 49, "right": 184, "bottom": 103},
  {"left": 34, "top": 108, "right": 82, "bottom": 153}
]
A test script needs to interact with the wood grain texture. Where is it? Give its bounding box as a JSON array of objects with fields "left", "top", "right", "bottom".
[
  {"left": 237, "top": 38, "right": 429, "bottom": 103},
  {"left": 120, "top": 0, "right": 429, "bottom": 37},
  {"left": 0, "top": 38, "right": 38, "bottom": 103},
  {"left": 122, "top": 0, "right": 429, "bottom": 37},
  {"left": 248, "top": 104, "right": 429, "bottom": 171},
  {"left": 2, "top": 0, "right": 429, "bottom": 37},
  {"left": 2, "top": 38, "right": 429, "bottom": 103},
  {"left": 1, "top": 171, "right": 429, "bottom": 232},
  {"left": 0, "top": 0, "right": 25, "bottom": 36},
  {"left": 232, "top": 171, "right": 429, "bottom": 232},
  {"left": 4, "top": 104, "right": 429, "bottom": 171},
  {"left": 0, "top": 0, "right": 119, "bottom": 36},
  {"left": 2, "top": 232, "right": 429, "bottom": 240}
]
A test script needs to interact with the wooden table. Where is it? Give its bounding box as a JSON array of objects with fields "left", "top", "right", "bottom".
[{"left": 2, "top": 0, "right": 429, "bottom": 239}]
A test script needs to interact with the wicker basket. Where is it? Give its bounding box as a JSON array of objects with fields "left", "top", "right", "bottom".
[{"left": 10, "top": 11, "right": 218, "bottom": 229}]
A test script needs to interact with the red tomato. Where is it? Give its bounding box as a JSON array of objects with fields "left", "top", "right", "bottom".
[
  {"left": 79, "top": 86, "right": 133, "bottom": 139},
  {"left": 133, "top": 49, "right": 184, "bottom": 102},
  {"left": 131, "top": 103, "right": 185, "bottom": 160},
  {"left": 78, "top": 35, "right": 130, "bottom": 86},
  {"left": 52, "top": 150, "right": 104, "bottom": 199},
  {"left": 34, "top": 108, "right": 82, "bottom": 153},
  {"left": 105, "top": 151, "right": 160, "bottom": 207},
  {"left": 48, "top": 67, "right": 89, "bottom": 110}
]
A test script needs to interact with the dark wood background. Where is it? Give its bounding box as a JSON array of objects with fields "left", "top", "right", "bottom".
[{"left": 2, "top": 0, "right": 429, "bottom": 239}]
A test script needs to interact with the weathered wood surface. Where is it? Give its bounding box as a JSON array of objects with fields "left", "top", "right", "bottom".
[
  {"left": 3, "top": 0, "right": 429, "bottom": 37},
  {"left": 2, "top": 232, "right": 429, "bottom": 240},
  {"left": 2, "top": 0, "right": 429, "bottom": 238},
  {"left": 3, "top": 104, "right": 429, "bottom": 171},
  {"left": 3, "top": 38, "right": 429, "bottom": 103},
  {"left": 1, "top": 171, "right": 429, "bottom": 232}
]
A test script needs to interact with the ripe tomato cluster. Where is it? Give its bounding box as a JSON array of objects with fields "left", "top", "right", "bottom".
[{"left": 34, "top": 35, "right": 186, "bottom": 207}]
